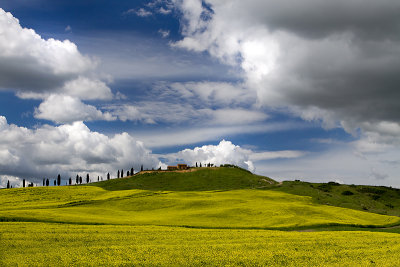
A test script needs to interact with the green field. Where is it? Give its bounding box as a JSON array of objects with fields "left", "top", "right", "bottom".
[{"left": 1, "top": 167, "right": 400, "bottom": 265}]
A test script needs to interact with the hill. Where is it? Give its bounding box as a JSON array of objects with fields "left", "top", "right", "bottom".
[
  {"left": 90, "top": 166, "right": 277, "bottom": 191},
  {"left": 271, "top": 180, "right": 400, "bottom": 217},
  {"left": 0, "top": 167, "right": 399, "bottom": 229}
]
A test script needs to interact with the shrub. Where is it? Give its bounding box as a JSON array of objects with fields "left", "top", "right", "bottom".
[
  {"left": 371, "top": 194, "right": 380, "bottom": 200},
  {"left": 341, "top": 190, "right": 354, "bottom": 196},
  {"left": 317, "top": 184, "right": 332, "bottom": 192},
  {"left": 385, "top": 203, "right": 394, "bottom": 209},
  {"left": 357, "top": 187, "right": 386, "bottom": 195}
]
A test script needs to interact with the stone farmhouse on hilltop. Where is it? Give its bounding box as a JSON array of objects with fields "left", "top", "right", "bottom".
[{"left": 167, "top": 164, "right": 188, "bottom": 171}]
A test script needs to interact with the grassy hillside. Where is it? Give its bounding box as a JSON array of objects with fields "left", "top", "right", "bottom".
[
  {"left": 271, "top": 180, "right": 400, "bottom": 217},
  {"left": 0, "top": 168, "right": 399, "bottom": 229},
  {"left": 90, "top": 167, "right": 276, "bottom": 191},
  {"left": 88, "top": 167, "right": 400, "bottom": 218},
  {"left": 1, "top": 188, "right": 399, "bottom": 228}
]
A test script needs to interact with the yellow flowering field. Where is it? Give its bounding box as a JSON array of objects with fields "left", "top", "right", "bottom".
[{"left": 1, "top": 222, "right": 400, "bottom": 266}]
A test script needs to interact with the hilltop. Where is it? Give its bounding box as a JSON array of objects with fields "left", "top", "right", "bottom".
[{"left": 90, "top": 166, "right": 277, "bottom": 191}]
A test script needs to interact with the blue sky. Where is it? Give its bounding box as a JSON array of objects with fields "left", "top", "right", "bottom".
[{"left": 1, "top": 0, "right": 400, "bottom": 187}]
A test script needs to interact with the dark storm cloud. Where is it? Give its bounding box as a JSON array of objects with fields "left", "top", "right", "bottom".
[
  {"left": 243, "top": 0, "right": 400, "bottom": 39},
  {"left": 0, "top": 56, "right": 73, "bottom": 91},
  {"left": 174, "top": 0, "right": 400, "bottom": 140},
  {"left": 279, "top": 38, "right": 400, "bottom": 123},
  {"left": 0, "top": 8, "right": 107, "bottom": 99}
]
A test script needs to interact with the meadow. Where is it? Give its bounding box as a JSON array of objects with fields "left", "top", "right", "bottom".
[
  {"left": 2, "top": 223, "right": 400, "bottom": 266},
  {"left": 1, "top": 167, "right": 400, "bottom": 266}
]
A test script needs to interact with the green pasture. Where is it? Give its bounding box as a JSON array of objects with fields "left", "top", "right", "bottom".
[{"left": 0, "top": 182, "right": 399, "bottom": 228}]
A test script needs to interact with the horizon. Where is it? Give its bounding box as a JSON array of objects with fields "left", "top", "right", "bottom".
[{"left": 1, "top": 0, "right": 399, "bottom": 188}]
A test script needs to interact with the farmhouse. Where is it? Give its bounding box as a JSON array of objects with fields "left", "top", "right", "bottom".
[{"left": 167, "top": 164, "right": 188, "bottom": 171}]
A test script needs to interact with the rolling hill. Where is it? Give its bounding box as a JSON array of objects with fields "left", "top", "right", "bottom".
[
  {"left": 1, "top": 167, "right": 400, "bottom": 266},
  {"left": 1, "top": 167, "right": 399, "bottom": 229},
  {"left": 90, "top": 166, "right": 276, "bottom": 191}
]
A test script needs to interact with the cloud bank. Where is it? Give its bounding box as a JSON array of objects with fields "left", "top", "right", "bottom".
[
  {"left": 0, "top": 116, "right": 160, "bottom": 187},
  {"left": 0, "top": 8, "right": 113, "bottom": 125},
  {"left": 0, "top": 8, "right": 112, "bottom": 98},
  {"left": 172, "top": 0, "right": 400, "bottom": 147}
]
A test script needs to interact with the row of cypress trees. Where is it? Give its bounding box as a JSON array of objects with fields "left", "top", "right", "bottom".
[{"left": 4, "top": 165, "right": 146, "bottom": 189}]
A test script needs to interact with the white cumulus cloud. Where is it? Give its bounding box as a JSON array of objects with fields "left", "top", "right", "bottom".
[
  {"left": 0, "top": 8, "right": 113, "bottom": 101},
  {"left": 177, "top": 140, "right": 255, "bottom": 172},
  {"left": 0, "top": 116, "right": 160, "bottom": 187},
  {"left": 34, "top": 95, "right": 116, "bottom": 124}
]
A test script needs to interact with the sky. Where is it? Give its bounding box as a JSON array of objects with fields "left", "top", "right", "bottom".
[{"left": 0, "top": 0, "right": 399, "bottom": 188}]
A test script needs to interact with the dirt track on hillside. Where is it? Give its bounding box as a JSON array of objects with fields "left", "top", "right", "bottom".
[{"left": 133, "top": 168, "right": 209, "bottom": 176}]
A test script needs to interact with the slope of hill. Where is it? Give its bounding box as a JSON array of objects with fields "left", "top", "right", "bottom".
[
  {"left": 90, "top": 167, "right": 276, "bottom": 191},
  {"left": 271, "top": 180, "right": 400, "bottom": 217},
  {"left": 0, "top": 167, "right": 399, "bottom": 229}
]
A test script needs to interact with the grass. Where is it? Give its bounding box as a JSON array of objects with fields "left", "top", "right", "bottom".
[
  {"left": 271, "top": 180, "right": 400, "bottom": 216},
  {"left": 1, "top": 222, "right": 400, "bottom": 266},
  {"left": 90, "top": 167, "right": 276, "bottom": 191},
  {"left": 1, "top": 186, "right": 399, "bottom": 228},
  {"left": 1, "top": 167, "right": 400, "bottom": 265}
]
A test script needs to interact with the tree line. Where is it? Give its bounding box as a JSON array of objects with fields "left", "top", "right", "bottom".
[
  {"left": 4, "top": 162, "right": 221, "bottom": 189},
  {"left": 4, "top": 165, "right": 143, "bottom": 189}
]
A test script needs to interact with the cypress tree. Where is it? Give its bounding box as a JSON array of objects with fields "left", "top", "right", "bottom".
[
  {"left": 131, "top": 167, "right": 134, "bottom": 175},
  {"left": 79, "top": 176, "right": 82, "bottom": 184},
  {"left": 117, "top": 170, "right": 120, "bottom": 178},
  {"left": 53, "top": 180, "right": 56, "bottom": 186},
  {"left": 43, "top": 179, "right": 45, "bottom": 186},
  {"left": 127, "top": 171, "right": 130, "bottom": 176},
  {"left": 141, "top": 165, "right": 143, "bottom": 172},
  {"left": 69, "top": 177, "right": 72, "bottom": 185},
  {"left": 200, "top": 163, "right": 202, "bottom": 167},
  {"left": 98, "top": 176, "right": 99, "bottom": 181},
  {"left": 121, "top": 169, "right": 124, "bottom": 178},
  {"left": 7, "top": 180, "right": 10, "bottom": 188},
  {"left": 23, "top": 179, "right": 25, "bottom": 188},
  {"left": 46, "top": 179, "right": 49, "bottom": 186},
  {"left": 86, "top": 174, "right": 89, "bottom": 184},
  {"left": 57, "top": 174, "right": 61, "bottom": 186},
  {"left": 107, "top": 173, "right": 110, "bottom": 180},
  {"left": 196, "top": 162, "right": 198, "bottom": 167}
]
